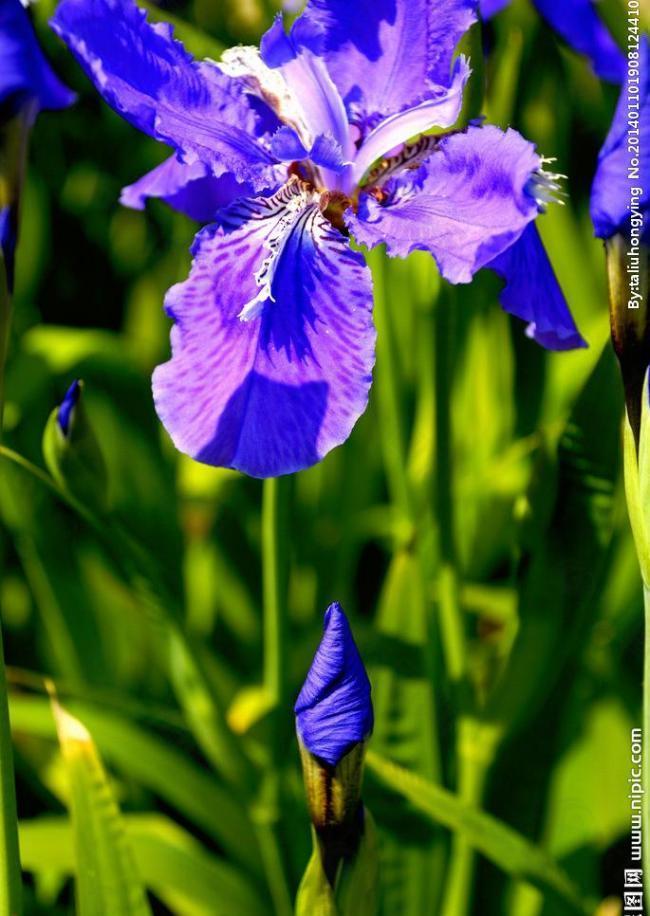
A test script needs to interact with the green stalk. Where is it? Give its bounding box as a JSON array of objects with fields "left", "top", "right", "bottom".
[
  {"left": 370, "top": 249, "right": 441, "bottom": 768},
  {"left": 433, "top": 290, "right": 467, "bottom": 691},
  {"left": 370, "top": 249, "right": 449, "bottom": 907},
  {"left": 441, "top": 720, "right": 497, "bottom": 916},
  {"left": 0, "top": 625, "right": 21, "bottom": 916},
  {"left": 0, "top": 108, "right": 32, "bottom": 916},
  {"left": 262, "top": 476, "right": 292, "bottom": 726},
  {"left": 259, "top": 476, "right": 293, "bottom": 916},
  {"left": 641, "top": 585, "right": 650, "bottom": 900},
  {"left": 434, "top": 289, "right": 490, "bottom": 916},
  {"left": 368, "top": 250, "right": 414, "bottom": 523}
]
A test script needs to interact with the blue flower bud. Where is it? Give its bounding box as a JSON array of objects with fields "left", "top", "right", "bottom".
[
  {"left": 57, "top": 379, "right": 81, "bottom": 437},
  {"left": 295, "top": 603, "right": 373, "bottom": 767},
  {"left": 43, "top": 379, "right": 108, "bottom": 508}
]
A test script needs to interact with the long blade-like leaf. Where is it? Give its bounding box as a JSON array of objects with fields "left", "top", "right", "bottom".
[
  {"left": 365, "top": 750, "right": 593, "bottom": 916},
  {"left": 0, "top": 628, "right": 21, "bottom": 916},
  {"left": 20, "top": 814, "right": 267, "bottom": 916},
  {"left": 52, "top": 698, "right": 151, "bottom": 916},
  {"left": 10, "top": 695, "right": 261, "bottom": 876}
]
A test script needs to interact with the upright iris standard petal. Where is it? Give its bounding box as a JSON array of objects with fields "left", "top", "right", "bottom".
[
  {"left": 532, "top": 0, "right": 624, "bottom": 84},
  {"left": 153, "top": 180, "right": 376, "bottom": 478},
  {"left": 591, "top": 36, "right": 649, "bottom": 240},
  {"left": 348, "top": 125, "right": 541, "bottom": 283},
  {"left": 303, "top": 0, "right": 476, "bottom": 123},
  {"left": 120, "top": 156, "right": 256, "bottom": 222},
  {"left": 51, "top": 0, "right": 277, "bottom": 187},
  {"left": 295, "top": 603, "right": 373, "bottom": 767},
  {"left": 0, "top": 0, "right": 74, "bottom": 112},
  {"left": 487, "top": 224, "right": 587, "bottom": 349},
  {"left": 350, "top": 56, "right": 470, "bottom": 185},
  {"left": 260, "top": 14, "right": 353, "bottom": 161}
]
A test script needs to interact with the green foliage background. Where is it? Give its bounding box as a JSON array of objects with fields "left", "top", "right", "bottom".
[{"left": 0, "top": 0, "right": 641, "bottom": 914}]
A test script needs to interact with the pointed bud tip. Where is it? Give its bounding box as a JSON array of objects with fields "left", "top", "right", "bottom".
[
  {"left": 57, "top": 379, "right": 82, "bottom": 436},
  {"left": 295, "top": 602, "right": 373, "bottom": 767}
]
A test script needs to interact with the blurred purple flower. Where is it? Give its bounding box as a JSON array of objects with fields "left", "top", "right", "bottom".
[
  {"left": 591, "top": 36, "right": 649, "bottom": 241},
  {"left": 52, "top": 0, "right": 585, "bottom": 477},
  {"left": 295, "top": 602, "right": 372, "bottom": 767},
  {"left": 1, "top": 0, "right": 74, "bottom": 114},
  {"left": 0, "top": 0, "right": 73, "bottom": 287},
  {"left": 480, "top": 0, "right": 625, "bottom": 84}
]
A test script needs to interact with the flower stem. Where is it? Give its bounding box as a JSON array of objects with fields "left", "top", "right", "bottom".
[
  {"left": 0, "top": 113, "right": 31, "bottom": 915},
  {"left": 433, "top": 288, "right": 468, "bottom": 693},
  {"left": 641, "top": 585, "right": 650, "bottom": 898},
  {"left": 434, "top": 288, "right": 489, "bottom": 916},
  {"left": 260, "top": 476, "right": 293, "bottom": 916},
  {"left": 0, "top": 624, "right": 21, "bottom": 916},
  {"left": 262, "top": 476, "right": 292, "bottom": 732},
  {"left": 370, "top": 250, "right": 441, "bottom": 768},
  {"left": 368, "top": 251, "right": 414, "bottom": 524}
]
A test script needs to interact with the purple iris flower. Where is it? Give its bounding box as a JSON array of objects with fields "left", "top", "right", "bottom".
[
  {"left": 0, "top": 0, "right": 73, "bottom": 287},
  {"left": 52, "top": 0, "right": 585, "bottom": 477},
  {"left": 295, "top": 603, "right": 372, "bottom": 767},
  {"left": 591, "top": 36, "right": 649, "bottom": 241},
  {"left": 480, "top": 0, "right": 625, "bottom": 84},
  {"left": 1, "top": 0, "right": 73, "bottom": 114}
]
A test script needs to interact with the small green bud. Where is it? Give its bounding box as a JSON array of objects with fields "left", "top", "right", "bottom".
[{"left": 42, "top": 380, "right": 108, "bottom": 509}]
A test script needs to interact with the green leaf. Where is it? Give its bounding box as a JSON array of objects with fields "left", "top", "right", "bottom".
[
  {"left": 295, "top": 812, "right": 379, "bottom": 916},
  {"left": 52, "top": 698, "right": 151, "bottom": 916},
  {"left": 335, "top": 811, "right": 379, "bottom": 916},
  {"left": 627, "top": 368, "right": 650, "bottom": 584},
  {"left": 486, "top": 344, "right": 622, "bottom": 733},
  {"left": 295, "top": 841, "right": 339, "bottom": 916},
  {"left": 9, "top": 695, "right": 261, "bottom": 877},
  {"left": 368, "top": 550, "right": 445, "bottom": 916},
  {"left": 0, "top": 629, "right": 21, "bottom": 916},
  {"left": 20, "top": 815, "right": 267, "bottom": 916},
  {"left": 366, "top": 751, "right": 592, "bottom": 915}
]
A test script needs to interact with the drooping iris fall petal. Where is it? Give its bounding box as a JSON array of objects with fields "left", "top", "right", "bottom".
[
  {"left": 152, "top": 181, "right": 376, "bottom": 478},
  {"left": 347, "top": 125, "right": 541, "bottom": 283},
  {"left": 487, "top": 224, "right": 587, "bottom": 349}
]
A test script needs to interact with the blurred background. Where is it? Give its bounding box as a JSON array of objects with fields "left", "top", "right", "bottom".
[{"left": 0, "top": 0, "right": 641, "bottom": 914}]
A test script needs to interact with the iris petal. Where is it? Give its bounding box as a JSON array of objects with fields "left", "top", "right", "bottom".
[
  {"left": 350, "top": 56, "right": 469, "bottom": 184},
  {"left": 302, "top": 0, "right": 476, "bottom": 124},
  {"left": 1, "top": 0, "right": 74, "bottom": 112},
  {"left": 487, "top": 224, "right": 587, "bottom": 350},
  {"left": 153, "top": 180, "right": 376, "bottom": 478},
  {"left": 260, "top": 14, "right": 352, "bottom": 161},
  {"left": 348, "top": 125, "right": 541, "bottom": 283},
  {"left": 51, "top": 0, "right": 276, "bottom": 187},
  {"left": 532, "top": 0, "right": 625, "bottom": 84},
  {"left": 591, "top": 35, "right": 649, "bottom": 240},
  {"left": 295, "top": 602, "right": 373, "bottom": 767},
  {"left": 120, "top": 155, "right": 257, "bottom": 222}
]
